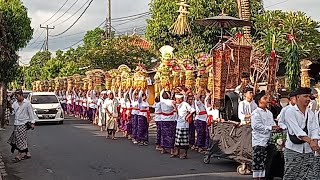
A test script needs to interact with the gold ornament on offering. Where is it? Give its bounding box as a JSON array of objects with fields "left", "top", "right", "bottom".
[
  {"left": 184, "top": 63, "right": 195, "bottom": 91},
  {"left": 118, "top": 65, "right": 131, "bottom": 91},
  {"left": 108, "top": 69, "right": 119, "bottom": 91},
  {"left": 83, "top": 77, "right": 89, "bottom": 91},
  {"left": 154, "top": 72, "right": 161, "bottom": 97},
  {"left": 105, "top": 72, "right": 112, "bottom": 90},
  {"left": 172, "top": 65, "right": 182, "bottom": 88},
  {"left": 67, "top": 77, "right": 74, "bottom": 92},
  {"left": 133, "top": 64, "right": 148, "bottom": 90},
  {"left": 170, "top": 0, "right": 191, "bottom": 35}
]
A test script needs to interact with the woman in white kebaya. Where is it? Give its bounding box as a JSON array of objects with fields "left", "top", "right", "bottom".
[{"left": 172, "top": 94, "right": 195, "bottom": 159}]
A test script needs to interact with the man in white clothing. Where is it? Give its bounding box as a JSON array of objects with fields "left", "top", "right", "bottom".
[
  {"left": 235, "top": 72, "right": 254, "bottom": 99},
  {"left": 251, "top": 90, "right": 280, "bottom": 180},
  {"left": 238, "top": 87, "right": 258, "bottom": 125},
  {"left": 7, "top": 90, "right": 35, "bottom": 162},
  {"left": 97, "top": 91, "right": 107, "bottom": 131},
  {"left": 277, "top": 91, "right": 297, "bottom": 129},
  {"left": 283, "top": 87, "right": 320, "bottom": 179}
]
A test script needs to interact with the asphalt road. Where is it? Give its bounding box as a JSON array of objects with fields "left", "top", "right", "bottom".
[{"left": 0, "top": 117, "right": 251, "bottom": 180}]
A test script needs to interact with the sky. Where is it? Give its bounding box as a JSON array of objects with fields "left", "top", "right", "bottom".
[{"left": 19, "top": 0, "right": 320, "bottom": 65}]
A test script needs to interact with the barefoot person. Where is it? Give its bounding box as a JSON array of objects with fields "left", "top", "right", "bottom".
[{"left": 7, "top": 89, "right": 35, "bottom": 162}]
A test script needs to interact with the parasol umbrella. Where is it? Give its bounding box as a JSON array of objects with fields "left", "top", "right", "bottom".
[{"left": 195, "top": 15, "right": 252, "bottom": 41}]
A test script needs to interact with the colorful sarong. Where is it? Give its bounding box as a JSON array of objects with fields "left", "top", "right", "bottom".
[
  {"left": 131, "top": 114, "right": 138, "bottom": 140},
  {"left": 195, "top": 120, "right": 207, "bottom": 148},
  {"left": 155, "top": 121, "right": 162, "bottom": 145},
  {"left": 137, "top": 115, "right": 148, "bottom": 142},
  {"left": 189, "top": 120, "right": 195, "bottom": 146},
  {"left": 175, "top": 128, "right": 189, "bottom": 149},
  {"left": 127, "top": 115, "right": 132, "bottom": 135},
  {"left": 160, "top": 121, "right": 176, "bottom": 148}
]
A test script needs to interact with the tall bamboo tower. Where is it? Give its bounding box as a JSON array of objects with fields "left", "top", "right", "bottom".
[{"left": 237, "top": 0, "right": 251, "bottom": 45}]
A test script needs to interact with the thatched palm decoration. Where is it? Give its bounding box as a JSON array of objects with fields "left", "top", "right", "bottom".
[{"left": 170, "top": 0, "right": 191, "bottom": 35}]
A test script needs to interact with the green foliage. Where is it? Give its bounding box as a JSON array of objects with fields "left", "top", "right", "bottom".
[
  {"left": 0, "top": 0, "right": 33, "bottom": 84},
  {"left": 146, "top": 0, "right": 263, "bottom": 57},
  {"left": 84, "top": 27, "right": 104, "bottom": 48},
  {"left": 59, "top": 61, "right": 81, "bottom": 77},
  {"left": 0, "top": 0, "right": 33, "bottom": 51},
  {"left": 254, "top": 10, "right": 320, "bottom": 59},
  {"left": 285, "top": 43, "right": 300, "bottom": 91},
  {"left": 83, "top": 35, "right": 156, "bottom": 70},
  {"left": 254, "top": 10, "right": 320, "bottom": 89},
  {"left": 43, "top": 58, "right": 63, "bottom": 79}
]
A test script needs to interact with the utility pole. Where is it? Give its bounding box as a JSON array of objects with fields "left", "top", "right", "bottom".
[
  {"left": 40, "top": 25, "right": 55, "bottom": 51},
  {"left": 105, "top": 0, "right": 111, "bottom": 39}
]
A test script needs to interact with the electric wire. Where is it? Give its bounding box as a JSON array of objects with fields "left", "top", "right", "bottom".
[
  {"left": 48, "top": 0, "right": 80, "bottom": 25},
  {"left": 50, "top": 0, "right": 94, "bottom": 37},
  {"left": 41, "top": 0, "right": 70, "bottom": 24}
]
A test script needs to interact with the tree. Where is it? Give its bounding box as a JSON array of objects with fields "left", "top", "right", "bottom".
[
  {"left": 83, "top": 35, "right": 157, "bottom": 70},
  {"left": 43, "top": 58, "right": 63, "bottom": 79},
  {"left": 254, "top": 10, "right": 320, "bottom": 89},
  {"left": 0, "top": 0, "right": 33, "bottom": 127},
  {"left": 146, "top": 0, "right": 263, "bottom": 57},
  {"left": 59, "top": 61, "right": 81, "bottom": 77},
  {"left": 83, "top": 27, "right": 105, "bottom": 48}
]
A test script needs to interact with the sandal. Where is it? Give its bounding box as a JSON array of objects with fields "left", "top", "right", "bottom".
[{"left": 12, "top": 157, "right": 21, "bottom": 163}]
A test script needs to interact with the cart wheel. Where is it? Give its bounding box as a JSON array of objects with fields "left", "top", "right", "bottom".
[
  {"left": 203, "top": 155, "right": 210, "bottom": 164},
  {"left": 237, "top": 165, "right": 246, "bottom": 175}
]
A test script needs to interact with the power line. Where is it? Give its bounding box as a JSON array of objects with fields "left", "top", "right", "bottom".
[
  {"left": 41, "top": 0, "right": 70, "bottom": 24},
  {"left": 264, "top": 0, "right": 290, "bottom": 8},
  {"left": 111, "top": 12, "right": 149, "bottom": 21},
  {"left": 50, "top": 0, "right": 94, "bottom": 37},
  {"left": 113, "top": 14, "right": 149, "bottom": 27},
  {"left": 48, "top": 0, "right": 80, "bottom": 25},
  {"left": 27, "top": 29, "right": 45, "bottom": 48},
  {"left": 62, "top": 39, "right": 83, "bottom": 50},
  {"left": 53, "top": 0, "right": 91, "bottom": 26}
]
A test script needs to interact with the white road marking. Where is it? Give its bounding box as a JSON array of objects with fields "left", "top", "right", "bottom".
[{"left": 129, "top": 172, "right": 250, "bottom": 180}]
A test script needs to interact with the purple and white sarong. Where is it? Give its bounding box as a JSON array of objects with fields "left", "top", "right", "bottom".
[
  {"left": 160, "top": 121, "right": 176, "bottom": 148},
  {"left": 189, "top": 120, "right": 196, "bottom": 146},
  {"left": 137, "top": 115, "right": 148, "bottom": 142},
  {"left": 195, "top": 120, "right": 207, "bottom": 148},
  {"left": 155, "top": 121, "right": 162, "bottom": 145},
  {"left": 131, "top": 114, "right": 138, "bottom": 140}
]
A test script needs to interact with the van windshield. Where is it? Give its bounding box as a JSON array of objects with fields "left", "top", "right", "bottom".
[{"left": 31, "top": 95, "right": 59, "bottom": 104}]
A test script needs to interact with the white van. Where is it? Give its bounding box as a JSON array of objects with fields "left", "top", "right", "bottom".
[{"left": 29, "top": 92, "right": 64, "bottom": 124}]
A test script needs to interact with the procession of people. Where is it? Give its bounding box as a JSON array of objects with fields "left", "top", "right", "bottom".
[{"left": 26, "top": 44, "right": 320, "bottom": 180}]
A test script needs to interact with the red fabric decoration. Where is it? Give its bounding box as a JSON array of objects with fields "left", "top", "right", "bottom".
[
  {"left": 185, "top": 64, "right": 193, "bottom": 70},
  {"left": 173, "top": 66, "right": 181, "bottom": 71},
  {"left": 236, "top": 32, "right": 243, "bottom": 38},
  {"left": 270, "top": 50, "right": 277, "bottom": 59}
]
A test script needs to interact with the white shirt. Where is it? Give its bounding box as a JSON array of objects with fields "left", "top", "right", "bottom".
[
  {"left": 285, "top": 105, "right": 320, "bottom": 154},
  {"left": 277, "top": 104, "right": 293, "bottom": 129},
  {"left": 154, "top": 102, "right": 162, "bottom": 122},
  {"left": 194, "top": 100, "right": 208, "bottom": 122},
  {"left": 131, "top": 100, "right": 139, "bottom": 115},
  {"left": 160, "top": 99, "right": 176, "bottom": 122},
  {"left": 88, "top": 97, "right": 97, "bottom": 109},
  {"left": 103, "top": 98, "right": 119, "bottom": 117},
  {"left": 308, "top": 99, "right": 318, "bottom": 112},
  {"left": 82, "top": 98, "right": 87, "bottom": 107},
  {"left": 251, "top": 107, "right": 276, "bottom": 147},
  {"left": 97, "top": 98, "right": 106, "bottom": 113},
  {"left": 139, "top": 101, "right": 149, "bottom": 117},
  {"left": 238, "top": 100, "right": 258, "bottom": 125},
  {"left": 12, "top": 99, "right": 35, "bottom": 125},
  {"left": 176, "top": 102, "right": 195, "bottom": 129},
  {"left": 66, "top": 93, "right": 73, "bottom": 104}
]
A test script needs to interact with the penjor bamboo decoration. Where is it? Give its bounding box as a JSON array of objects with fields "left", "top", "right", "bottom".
[{"left": 170, "top": 0, "right": 191, "bottom": 35}]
